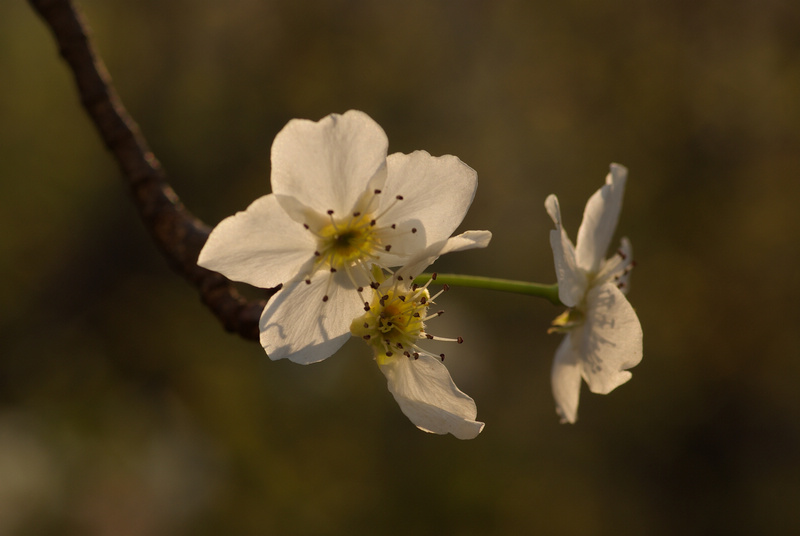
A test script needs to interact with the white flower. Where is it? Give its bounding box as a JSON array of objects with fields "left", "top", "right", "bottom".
[
  {"left": 198, "top": 110, "right": 480, "bottom": 364},
  {"left": 544, "top": 164, "right": 643, "bottom": 424},
  {"left": 350, "top": 230, "right": 491, "bottom": 439}
]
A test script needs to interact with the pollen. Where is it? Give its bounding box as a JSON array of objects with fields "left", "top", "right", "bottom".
[
  {"left": 351, "top": 277, "right": 465, "bottom": 366},
  {"left": 314, "top": 212, "right": 382, "bottom": 272},
  {"left": 350, "top": 284, "right": 429, "bottom": 365}
]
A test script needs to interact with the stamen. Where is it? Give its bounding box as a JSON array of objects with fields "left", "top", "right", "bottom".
[
  {"left": 370, "top": 194, "right": 405, "bottom": 223},
  {"left": 429, "top": 287, "right": 448, "bottom": 302}
]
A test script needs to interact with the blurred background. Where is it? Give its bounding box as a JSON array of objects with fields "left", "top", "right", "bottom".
[{"left": 2, "top": 0, "right": 799, "bottom": 534}]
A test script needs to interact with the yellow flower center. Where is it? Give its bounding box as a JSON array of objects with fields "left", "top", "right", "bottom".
[
  {"left": 315, "top": 213, "right": 383, "bottom": 272},
  {"left": 351, "top": 286, "right": 430, "bottom": 365}
]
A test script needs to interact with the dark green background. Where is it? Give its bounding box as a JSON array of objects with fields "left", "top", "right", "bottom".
[{"left": 2, "top": 0, "right": 799, "bottom": 534}]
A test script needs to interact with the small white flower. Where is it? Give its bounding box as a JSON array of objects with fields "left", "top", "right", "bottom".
[
  {"left": 545, "top": 164, "right": 643, "bottom": 424},
  {"left": 198, "top": 111, "right": 480, "bottom": 364},
  {"left": 350, "top": 231, "right": 491, "bottom": 439}
]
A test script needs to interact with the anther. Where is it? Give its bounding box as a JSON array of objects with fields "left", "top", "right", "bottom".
[
  {"left": 363, "top": 335, "right": 370, "bottom": 340},
  {"left": 413, "top": 352, "right": 420, "bottom": 360},
  {"left": 426, "top": 334, "right": 434, "bottom": 339},
  {"left": 357, "top": 286, "right": 363, "bottom": 292},
  {"left": 413, "top": 313, "right": 420, "bottom": 318},
  {"left": 617, "top": 249, "right": 627, "bottom": 260},
  {"left": 327, "top": 209, "right": 334, "bottom": 215},
  {"left": 385, "top": 351, "right": 393, "bottom": 357},
  {"left": 396, "top": 195, "right": 403, "bottom": 200},
  {"left": 353, "top": 211, "right": 361, "bottom": 217},
  {"left": 398, "top": 295, "right": 406, "bottom": 302},
  {"left": 370, "top": 282, "right": 380, "bottom": 289},
  {"left": 303, "top": 223, "right": 309, "bottom": 229},
  {"left": 391, "top": 224, "right": 396, "bottom": 229},
  {"left": 364, "top": 303, "right": 371, "bottom": 311},
  {"left": 314, "top": 251, "right": 321, "bottom": 257},
  {"left": 330, "top": 268, "right": 337, "bottom": 273},
  {"left": 363, "top": 322, "right": 369, "bottom": 329},
  {"left": 322, "top": 295, "right": 329, "bottom": 302},
  {"left": 443, "top": 284, "right": 450, "bottom": 291},
  {"left": 385, "top": 245, "right": 392, "bottom": 252},
  {"left": 431, "top": 273, "right": 438, "bottom": 280},
  {"left": 420, "top": 297, "right": 427, "bottom": 305},
  {"left": 397, "top": 275, "right": 404, "bottom": 281},
  {"left": 370, "top": 219, "right": 376, "bottom": 226},
  {"left": 411, "top": 228, "right": 417, "bottom": 233},
  {"left": 457, "top": 337, "right": 464, "bottom": 344},
  {"left": 374, "top": 189, "right": 382, "bottom": 194},
  {"left": 439, "top": 354, "right": 445, "bottom": 362},
  {"left": 305, "top": 279, "right": 311, "bottom": 285}
]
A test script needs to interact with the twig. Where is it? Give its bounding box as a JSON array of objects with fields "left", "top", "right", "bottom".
[{"left": 29, "top": 0, "right": 271, "bottom": 341}]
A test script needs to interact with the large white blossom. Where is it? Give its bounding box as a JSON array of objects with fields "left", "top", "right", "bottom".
[
  {"left": 545, "top": 164, "right": 643, "bottom": 423},
  {"left": 198, "top": 110, "right": 481, "bottom": 364},
  {"left": 351, "top": 231, "right": 491, "bottom": 439}
]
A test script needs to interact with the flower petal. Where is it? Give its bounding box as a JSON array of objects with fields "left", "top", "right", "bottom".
[
  {"left": 378, "top": 353, "right": 484, "bottom": 439},
  {"left": 198, "top": 194, "right": 316, "bottom": 288},
  {"left": 271, "top": 110, "right": 388, "bottom": 217},
  {"left": 551, "top": 334, "right": 582, "bottom": 424},
  {"left": 393, "top": 230, "right": 492, "bottom": 281},
  {"left": 378, "top": 151, "right": 478, "bottom": 252},
  {"left": 577, "top": 282, "right": 643, "bottom": 395},
  {"left": 545, "top": 194, "right": 585, "bottom": 307},
  {"left": 575, "top": 163, "right": 628, "bottom": 273},
  {"left": 260, "top": 273, "right": 365, "bottom": 364}
]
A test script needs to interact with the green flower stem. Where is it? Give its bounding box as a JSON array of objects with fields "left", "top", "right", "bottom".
[{"left": 413, "top": 273, "right": 562, "bottom": 306}]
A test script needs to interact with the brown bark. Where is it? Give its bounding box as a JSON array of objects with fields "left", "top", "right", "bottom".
[{"left": 29, "top": 0, "right": 272, "bottom": 341}]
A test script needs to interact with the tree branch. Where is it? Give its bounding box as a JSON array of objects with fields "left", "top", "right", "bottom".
[{"left": 29, "top": 0, "right": 271, "bottom": 341}]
